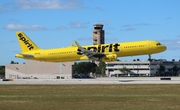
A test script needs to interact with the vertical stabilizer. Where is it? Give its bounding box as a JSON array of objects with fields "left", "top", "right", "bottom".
[{"left": 16, "top": 32, "right": 40, "bottom": 53}]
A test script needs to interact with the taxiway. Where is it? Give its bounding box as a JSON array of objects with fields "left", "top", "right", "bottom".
[{"left": 1, "top": 77, "right": 180, "bottom": 85}]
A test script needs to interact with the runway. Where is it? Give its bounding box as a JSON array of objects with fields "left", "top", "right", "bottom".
[{"left": 1, "top": 77, "right": 180, "bottom": 84}]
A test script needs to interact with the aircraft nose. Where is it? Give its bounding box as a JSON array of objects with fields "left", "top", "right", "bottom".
[{"left": 162, "top": 45, "right": 167, "bottom": 51}]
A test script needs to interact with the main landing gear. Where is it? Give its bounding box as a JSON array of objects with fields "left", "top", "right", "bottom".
[{"left": 148, "top": 54, "right": 152, "bottom": 62}]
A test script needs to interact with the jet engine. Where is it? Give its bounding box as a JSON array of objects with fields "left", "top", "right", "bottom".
[{"left": 102, "top": 54, "right": 117, "bottom": 62}]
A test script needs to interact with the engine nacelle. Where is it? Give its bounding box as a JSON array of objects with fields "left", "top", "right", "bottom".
[{"left": 102, "top": 54, "right": 117, "bottom": 62}]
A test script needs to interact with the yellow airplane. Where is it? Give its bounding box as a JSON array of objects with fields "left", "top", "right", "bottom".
[{"left": 15, "top": 32, "right": 166, "bottom": 62}]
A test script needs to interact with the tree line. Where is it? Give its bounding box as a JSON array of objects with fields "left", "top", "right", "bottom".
[
  {"left": 0, "top": 66, "right": 5, "bottom": 77},
  {"left": 118, "top": 64, "right": 180, "bottom": 77},
  {"left": 74, "top": 62, "right": 106, "bottom": 77},
  {"left": 0, "top": 61, "right": 20, "bottom": 77}
]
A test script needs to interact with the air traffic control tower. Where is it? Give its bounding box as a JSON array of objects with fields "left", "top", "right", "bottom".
[{"left": 92, "top": 24, "right": 105, "bottom": 45}]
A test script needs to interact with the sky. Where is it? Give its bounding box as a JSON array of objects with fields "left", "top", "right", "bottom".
[{"left": 0, "top": 0, "right": 180, "bottom": 65}]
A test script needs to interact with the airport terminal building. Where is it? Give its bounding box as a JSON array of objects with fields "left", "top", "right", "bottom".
[
  {"left": 105, "top": 60, "right": 180, "bottom": 77},
  {"left": 5, "top": 61, "right": 74, "bottom": 79}
]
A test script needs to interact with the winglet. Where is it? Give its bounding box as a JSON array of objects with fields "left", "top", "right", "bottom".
[{"left": 74, "top": 40, "right": 81, "bottom": 48}]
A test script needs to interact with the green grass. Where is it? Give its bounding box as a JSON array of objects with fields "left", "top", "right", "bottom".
[{"left": 0, "top": 85, "right": 180, "bottom": 110}]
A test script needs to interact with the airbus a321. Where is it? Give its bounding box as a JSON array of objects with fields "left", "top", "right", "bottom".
[{"left": 15, "top": 32, "right": 166, "bottom": 62}]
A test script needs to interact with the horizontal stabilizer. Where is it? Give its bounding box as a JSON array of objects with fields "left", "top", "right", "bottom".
[{"left": 15, "top": 53, "right": 34, "bottom": 58}]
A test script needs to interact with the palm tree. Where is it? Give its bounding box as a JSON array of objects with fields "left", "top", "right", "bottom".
[
  {"left": 95, "top": 62, "right": 106, "bottom": 76},
  {"left": 172, "top": 65, "right": 179, "bottom": 76},
  {"left": 119, "top": 67, "right": 131, "bottom": 76},
  {"left": 159, "top": 65, "right": 165, "bottom": 76}
]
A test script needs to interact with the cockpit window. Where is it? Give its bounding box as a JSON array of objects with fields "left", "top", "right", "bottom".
[{"left": 156, "top": 43, "right": 162, "bottom": 46}]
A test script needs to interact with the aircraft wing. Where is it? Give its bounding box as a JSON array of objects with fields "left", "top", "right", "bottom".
[
  {"left": 74, "top": 40, "right": 105, "bottom": 59},
  {"left": 78, "top": 47, "right": 105, "bottom": 58}
]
